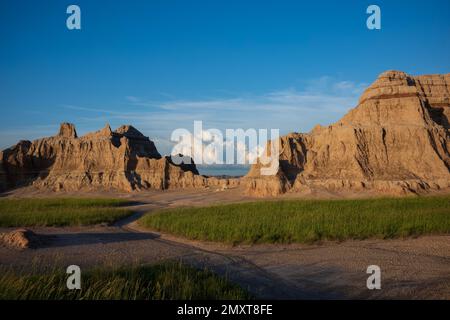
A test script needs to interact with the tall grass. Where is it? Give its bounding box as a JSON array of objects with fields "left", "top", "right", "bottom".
[
  {"left": 0, "top": 198, "right": 132, "bottom": 227},
  {"left": 139, "top": 196, "right": 450, "bottom": 244},
  {"left": 0, "top": 263, "right": 250, "bottom": 300}
]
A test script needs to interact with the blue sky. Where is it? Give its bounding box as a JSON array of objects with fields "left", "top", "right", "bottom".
[{"left": 1, "top": 0, "right": 449, "bottom": 155}]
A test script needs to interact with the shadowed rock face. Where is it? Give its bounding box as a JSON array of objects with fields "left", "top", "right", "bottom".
[
  {"left": 246, "top": 71, "right": 450, "bottom": 196},
  {"left": 0, "top": 123, "right": 232, "bottom": 192}
]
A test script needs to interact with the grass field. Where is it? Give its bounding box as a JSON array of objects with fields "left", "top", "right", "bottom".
[
  {"left": 0, "top": 263, "right": 250, "bottom": 300},
  {"left": 0, "top": 198, "right": 133, "bottom": 227},
  {"left": 139, "top": 196, "right": 450, "bottom": 244}
]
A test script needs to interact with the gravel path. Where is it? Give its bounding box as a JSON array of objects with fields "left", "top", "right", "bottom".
[{"left": 1, "top": 189, "right": 449, "bottom": 299}]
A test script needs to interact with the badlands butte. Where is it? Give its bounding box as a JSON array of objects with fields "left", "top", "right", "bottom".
[{"left": 0, "top": 70, "right": 449, "bottom": 197}]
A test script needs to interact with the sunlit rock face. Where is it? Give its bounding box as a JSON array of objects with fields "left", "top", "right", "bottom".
[
  {"left": 0, "top": 123, "right": 238, "bottom": 192},
  {"left": 246, "top": 71, "right": 450, "bottom": 196},
  {"left": 1, "top": 71, "right": 448, "bottom": 196}
]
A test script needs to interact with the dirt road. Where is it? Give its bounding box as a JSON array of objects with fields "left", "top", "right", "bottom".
[{"left": 1, "top": 188, "right": 449, "bottom": 299}]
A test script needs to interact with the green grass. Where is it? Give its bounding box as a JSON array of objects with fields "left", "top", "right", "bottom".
[
  {"left": 0, "top": 263, "right": 250, "bottom": 300},
  {"left": 139, "top": 196, "right": 450, "bottom": 244},
  {"left": 0, "top": 198, "right": 133, "bottom": 227}
]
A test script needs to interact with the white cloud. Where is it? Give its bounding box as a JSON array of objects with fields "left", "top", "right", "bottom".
[{"left": 170, "top": 128, "right": 267, "bottom": 165}]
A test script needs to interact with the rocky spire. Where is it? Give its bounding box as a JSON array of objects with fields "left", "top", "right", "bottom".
[{"left": 58, "top": 123, "right": 77, "bottom": 138}]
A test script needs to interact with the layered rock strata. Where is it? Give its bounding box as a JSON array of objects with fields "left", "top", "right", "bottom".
[
  {"left": 246, "top": 71, "right": 450, "bottom": 196},
  {"left": 0, "top": 123, "right": 237, "bottom": 192}
]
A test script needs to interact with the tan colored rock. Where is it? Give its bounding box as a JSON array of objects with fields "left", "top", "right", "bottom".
[
  {"left": 1, "top": 70, "right": 448, "bottom": 197},
  {"left": 246, "top": 71, "right": 450, "bottom": 196},
  {"left": 0, "top": 123, "right": 235, "bottom": 192},
  {"left": 58, "top": 122, "right": 78, "bottom": 138},
  {"left": 0, "top": 229, "right": 41, "bottom": 249}
]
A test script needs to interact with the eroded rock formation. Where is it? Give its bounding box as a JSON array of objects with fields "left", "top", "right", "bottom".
[
  {"left": 0, "top": 123, "right": 237, "bottom": 192},
  {"left": 246, "top": 71, "right": 450, "bottom": 196},
  {"left": 1, "top": 70, "right": 449, "bottom": 196}
]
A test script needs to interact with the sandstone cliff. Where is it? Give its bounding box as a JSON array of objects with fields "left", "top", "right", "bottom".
[
  {"left": 0, "top": 123, "right": 237, "bottom": 192},
  {"left": 1, "top": 70, "right": 449, "bottom": 196},
  {"left": 246, "top": 71, "right": 450, "bottom": 196}
]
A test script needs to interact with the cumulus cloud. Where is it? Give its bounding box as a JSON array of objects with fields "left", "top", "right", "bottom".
[{"left": 170, "top": 125, "right": 269, "bottom": 165}]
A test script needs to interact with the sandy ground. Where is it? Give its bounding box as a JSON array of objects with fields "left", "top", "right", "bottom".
[{"left": 0, "top": 186, "right": 449, "bottom": 299}]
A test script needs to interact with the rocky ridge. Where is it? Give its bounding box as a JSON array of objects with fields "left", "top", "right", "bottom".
[
  {"left": 1, "top": 70, "right": 449, "bottom": 197},
  {"left": 0, "top": 123, "right": 237, "bottom": 192},
  {"left": 245, "top": 71, "right": 450, "bottom": 196}
]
